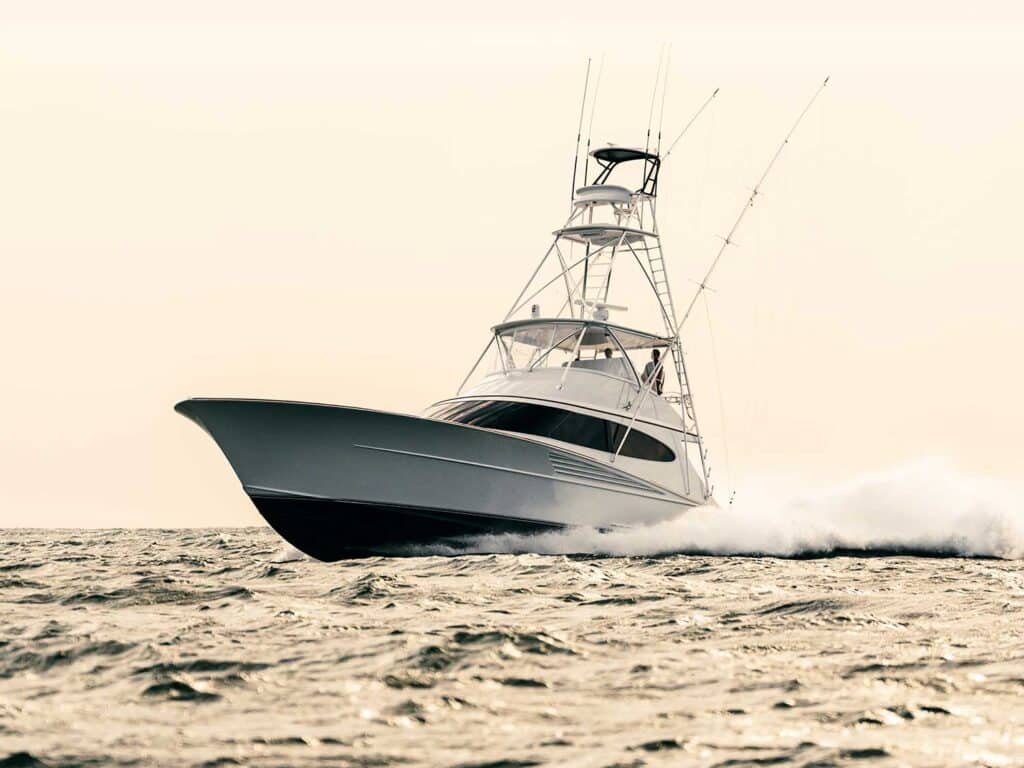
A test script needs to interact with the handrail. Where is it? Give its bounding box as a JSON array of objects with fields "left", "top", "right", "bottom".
[{"left": 557, "top": 328, "right": 587, "bottom": 390}]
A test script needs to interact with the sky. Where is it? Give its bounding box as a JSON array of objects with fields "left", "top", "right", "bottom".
[{"left": 2, "top": 1, "right": 1023, "bottom": 526}]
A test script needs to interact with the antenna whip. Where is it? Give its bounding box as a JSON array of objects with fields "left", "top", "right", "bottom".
[
  {"left": 569, "top": 58, "right": 592, "bottom": 204},
  {"left": 582, "top": 54, "right": 604, "bottom": 184},
  {"left": 644, "top": 46, "right": 665, "bottom": 155},
  {"left": 656, "top": 45, "right": 671, "bottom": 155}
]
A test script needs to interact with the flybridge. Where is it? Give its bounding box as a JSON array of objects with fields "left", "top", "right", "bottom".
[
  {"left": 502, "top": 129, "right": 693, "bottom": 410},
  {"left": 466, "top": 69, "right": 720, "bottom": 490}
]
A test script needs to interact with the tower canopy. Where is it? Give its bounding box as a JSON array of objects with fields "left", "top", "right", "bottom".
[
  {"left": 590, "top": 146, "right": 661, "bottom": 195},
  {"left": 492, "top": 318, "right": 671, "bottom": 350},
  {"left": 591, "top": 146, "right": 659, "bottom": 164}
]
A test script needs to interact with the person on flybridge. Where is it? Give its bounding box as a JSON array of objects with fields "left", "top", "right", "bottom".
[{"left": 641, "top": 349, "right": 665, "bottom": 395}]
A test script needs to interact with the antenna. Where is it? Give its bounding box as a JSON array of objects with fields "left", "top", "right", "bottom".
[
  {"left": 662, "top": 86, "right": 719, "bottom": 162},
  {"left": 612, "top": 76, "right": 831, "bottom": 474},
  {"left": 575, "top": 298, "right": 627, "bottom": 321},
  {"left": 582, "top": 54, "right": 604, "bottom": 185},
  {"left": 644, "top": 46, "right": 665, "bottom": 156},
  {"left": 569, "top": 58, "right": 592, "bottom": 204},
  {"left": 656, "top": 45, "right": 671, "bottom": 156}
]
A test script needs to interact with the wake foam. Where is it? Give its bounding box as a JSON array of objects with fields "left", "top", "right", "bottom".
[
  {"left": 424, "top": 460, "right": 1024, "bottom": 559},
  {"left": 271, "top": 545, "right": 306, "bottom": 563}
]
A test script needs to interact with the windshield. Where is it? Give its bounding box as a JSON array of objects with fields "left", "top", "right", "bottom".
[
  {"left": 498, "top": 322, "right": 580, "bottom": 370},
  {"left": 495, "top": 322, "right": 641, "bottom": 383}
]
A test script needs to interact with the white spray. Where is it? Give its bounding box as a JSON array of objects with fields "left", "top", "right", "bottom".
[{"left": 426, "top": 460, "right": 1024, "bottom": 559}]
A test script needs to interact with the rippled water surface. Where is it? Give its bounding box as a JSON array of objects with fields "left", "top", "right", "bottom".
[{"left": 2, "top": 528, "right": 1024, "bottom": 767}]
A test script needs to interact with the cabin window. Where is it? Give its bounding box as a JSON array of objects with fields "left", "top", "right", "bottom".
[{"left": 429, "top": 400, "right": 675, "bottom": 462}]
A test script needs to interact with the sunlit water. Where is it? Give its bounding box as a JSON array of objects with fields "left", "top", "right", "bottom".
[{"left": 3, "top": 463, "right": 1024, "bottom": 767}]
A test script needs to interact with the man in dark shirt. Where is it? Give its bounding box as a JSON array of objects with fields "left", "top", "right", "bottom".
[{"left": 641, "top": 349, "right": 665, "bottom": 395}]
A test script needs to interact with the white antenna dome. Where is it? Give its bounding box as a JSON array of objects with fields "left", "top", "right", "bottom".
[{"left": 573, "top": 299, "right": 628, "bottom": 321}]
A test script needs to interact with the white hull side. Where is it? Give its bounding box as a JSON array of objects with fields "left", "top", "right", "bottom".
[{"left": 176, "top": 398, "right": 696, "bottom": 557}]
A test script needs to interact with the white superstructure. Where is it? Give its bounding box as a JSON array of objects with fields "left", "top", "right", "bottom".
[{"left": 434, "top": 144, "right": 711, "bottom": 504}]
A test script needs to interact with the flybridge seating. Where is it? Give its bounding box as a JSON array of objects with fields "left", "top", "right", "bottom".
[
  {"left": 570, "top": 356, "right": 632, "bottom": 380},
  {"left": 573, "top": 184, "right": 634, "bottom": 207}
]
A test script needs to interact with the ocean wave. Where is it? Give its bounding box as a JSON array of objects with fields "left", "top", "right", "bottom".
[
  {"left": 0, "top": 640, "right": 135, "bottom": 680},
  {"left": 59, "top": 580, "right": 254, "bottom": 607},
  {"left": 2, "top": 515, "right": 1023, "bottom": 765}
]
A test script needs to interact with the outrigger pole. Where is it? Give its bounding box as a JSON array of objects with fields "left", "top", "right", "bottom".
[
  {"left": 662, "top": 87, "right": 720, "bottom": 162},
  {"left": 613, "top": 76, "right": 831, "bottom": 475},
  {"left": 677, "top": 76, "right": 829, "bottom": 331}
]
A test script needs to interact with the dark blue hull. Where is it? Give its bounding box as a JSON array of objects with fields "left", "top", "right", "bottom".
[{"left": 250, "top": 494, "right": 564, "bottom": 560}]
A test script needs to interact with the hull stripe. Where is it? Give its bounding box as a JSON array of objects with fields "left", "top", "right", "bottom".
[{"left": 352, "top": 443, "right": 689, "bottom": 504}]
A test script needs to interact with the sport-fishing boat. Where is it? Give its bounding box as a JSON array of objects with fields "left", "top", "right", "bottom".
[
  {"left": 176, "top": 74, "right": 827, "bottom": 560},
  {"left": 176, "top": 145, "right": 714, "bottom": 558}
]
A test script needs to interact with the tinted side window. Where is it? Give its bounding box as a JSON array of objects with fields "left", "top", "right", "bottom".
[
  {"left": 431, "top": 400, "right": 675, "bottom": 462},
  {"left": 608, "top": 423, "right": 676, "bottom": 462}
]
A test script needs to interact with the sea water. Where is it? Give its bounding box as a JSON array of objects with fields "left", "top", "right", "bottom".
[{"left": 2, "top": 461, "right": 1023, "bottom": 767}]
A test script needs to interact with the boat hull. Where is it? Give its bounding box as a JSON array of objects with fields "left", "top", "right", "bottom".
[
  {"left": 175, "top": 398, "right": 692, "bottom": 559},
  {"left": 250, "top": 496, "right": 563, "bottom": 559}
]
